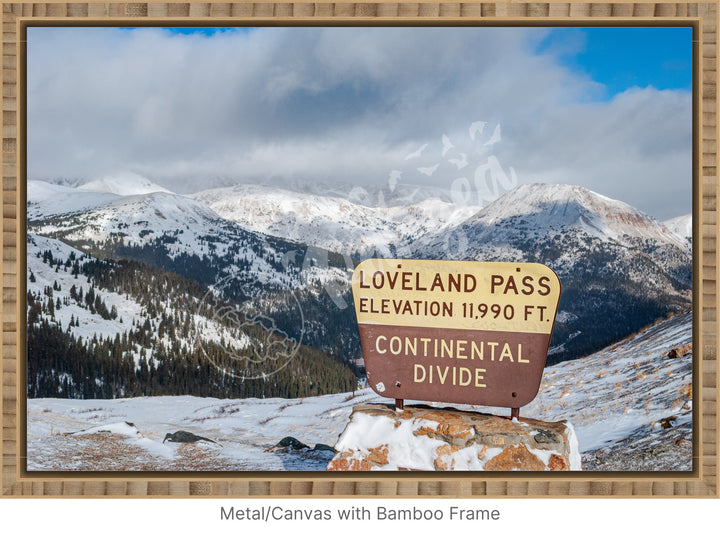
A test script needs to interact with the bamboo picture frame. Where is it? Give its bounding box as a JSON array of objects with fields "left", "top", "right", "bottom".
[{"left": 1, "top": 0, "right": 717, "bottom": 498}]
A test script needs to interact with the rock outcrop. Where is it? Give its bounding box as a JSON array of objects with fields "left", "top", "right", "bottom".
[
  {"left": 667, "top": 343, "right": 692, "bottom": 359},
  {"left": 327, "top": 405, "right": 581, "bottom": 471},
  {"left": 162, "top": 430, "right": 217, "bottom": 444},
  {"left": 265, "top": 436, "right": 337, "bottom": 456}
]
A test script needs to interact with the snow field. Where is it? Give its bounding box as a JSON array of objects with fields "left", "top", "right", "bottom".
[{"left": 27, "top": 307, "right": 691, "bottom": 471}]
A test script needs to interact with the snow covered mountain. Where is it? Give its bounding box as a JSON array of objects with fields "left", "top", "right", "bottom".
[
  {"left": 28, "top": 173, "right": 172, "bottom": 221},
  {"left": 225, "top": 176, "right": 457, "bottom": 207},
  {"left": 77, "top": 171, "right": 172, "bottom": 196},
  {"left": 28, "top": 180, "right": 360, "bottom": 363},
  {"left": 28, "top": 180, "right": 350, "bottom": 294},
  {"left": 415, "top": 183, "right": 689, "bottom": 263},
  {"left": 415, "top": 183, "right": 691, "bottom": 297},
  {"left": 28, "top": 180, "right": 120, "bottom": 220},
  {"left": 190, "top": 183, "right": 477, "bottom": 258},
  {"left": 191, "top": 182, "right": 690, "bottom": 291},
  {"left": 28, "top": 178, "right": 692, "bottom": 368},
  {"left": 664, "top": 213, "right": 692, "bottom": 243},
  {"left": 410, "top": 183, "right": 692, "bottom": 362}
]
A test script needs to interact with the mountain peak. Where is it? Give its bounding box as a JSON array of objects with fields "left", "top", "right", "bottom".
[
  {"left": 77, "top": 172, "right": 172, "bottom": 196},
  {"left": 471, "top": 182, "right": 686, "bottom": 247},
  {"left": 485, "top": 182, "right": 631, "bottom": 218}
]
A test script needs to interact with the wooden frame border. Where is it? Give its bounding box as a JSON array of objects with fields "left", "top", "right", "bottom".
[{"left": 1, "top": 1, "right": 717, "bottom": 497}]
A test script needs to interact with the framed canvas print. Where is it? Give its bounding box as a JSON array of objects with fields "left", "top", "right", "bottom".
[{"left": 1, "top": 1, "right": 717, "bottom": 498}]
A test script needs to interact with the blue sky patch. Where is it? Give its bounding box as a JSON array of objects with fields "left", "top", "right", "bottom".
[
  {"left": 537, "top": 26, "right": 692, "bottom": 100},
  {"left": 161, "top": 27, "right": 249, "bottom": 36}
]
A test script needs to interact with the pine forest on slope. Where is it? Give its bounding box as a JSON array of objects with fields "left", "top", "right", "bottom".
[{"left": 27, "top": 234, "right": 356, "bottom": 399}]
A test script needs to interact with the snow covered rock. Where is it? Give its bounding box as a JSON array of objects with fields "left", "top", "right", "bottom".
[{"left": 326, "top": 405, "right": 581, "bottom": 471}]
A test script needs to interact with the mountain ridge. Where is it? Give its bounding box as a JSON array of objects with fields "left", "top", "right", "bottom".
[
  {"left": 462, "top": 182, "right": 687, "bottom": 247},
  {"left": 190, "top": 182, "right": 479, "bottom": 258},
  {"left": 27, "top": 178, "right": 692, "bottom": 367}
]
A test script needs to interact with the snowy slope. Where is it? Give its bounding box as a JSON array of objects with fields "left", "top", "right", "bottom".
[
  {"left": 28, "top": 181, "right": 361, "bottom": 368},
  {"left": 27, "top": 233, "right": 254, "bottom": 370},
  {"left": 30, "top": 189, "right": 311, "bottom": 294},
  {"left": 518, "top": 308, "right": 692, "bottom": 468},
  {"left": 30, "top": 179, "right": 229, "bottom": 248},
  {"left": 28, "top": 180, "right": 120, "bottom": 220},
  {"left": 191, "top": 184, "right": 478, "bottom": 257},
  {"left": 472, "top": 183, "right": 687, "bottom": 247},
  {"left": 35, "top": 191, "right": 222, "bottom": 251},
  {"left": 28, "top": 234, "right": 140, "bottom": 344},
  {"left": 664, "top": 214, "right": 692, "bottom": 242},
  {"left": 77, "top": 172, "right": 172, "bottom": 196},
  {"left": 29, "top": 174, "right": 172, "bottom": 220},
  {"left": 415, "top": 183, "right": 690, "bottom": 258},
  {"left": 26, "top": 309, "right": 692, "bottom": 471}
]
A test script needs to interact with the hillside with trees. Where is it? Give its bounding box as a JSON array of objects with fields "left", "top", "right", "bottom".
[{"left": 27, "top": 235, "right": 357, "bottom": 399}]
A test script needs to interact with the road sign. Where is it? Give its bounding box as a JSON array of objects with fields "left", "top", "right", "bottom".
[{"left": 352, "top": 259, "right": 562, "bottom": 409}]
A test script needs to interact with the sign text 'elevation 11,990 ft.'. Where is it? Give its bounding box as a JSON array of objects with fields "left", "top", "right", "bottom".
[{"left": 351, "top": 259, "right": 562, "bottom": 408}]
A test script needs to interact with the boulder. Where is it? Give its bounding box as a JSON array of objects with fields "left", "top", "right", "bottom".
[
  {"left": 162, "top": 430, "right": 217, "bottom": 444},
  {"left": 327, "top": 405, "right": 581, "bottom": 471},
  {"left": 265, "top": 437, "right": 337, "bottom": 456},
  {"left": 264, "top": 436, "right": 309, "bottom": 452},
  {"left": 312, "top": 443, "right": 337, "bottom": 453},
  {"left": 667, "top": 343, "right": 692, "bottom": 359}
]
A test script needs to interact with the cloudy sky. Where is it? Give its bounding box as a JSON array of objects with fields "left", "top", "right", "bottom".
[{"left": 27, "top": 26, "right": 692, "bottom": 219}]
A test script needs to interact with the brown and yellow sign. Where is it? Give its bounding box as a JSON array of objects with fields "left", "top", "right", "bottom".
[{"left": 352, "top": 259, "right": 562, "bottom": 408}]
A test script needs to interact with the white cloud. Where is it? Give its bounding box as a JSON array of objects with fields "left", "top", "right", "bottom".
[{"left": 27, "top": 26, "right": 691, "bottom": 219}]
